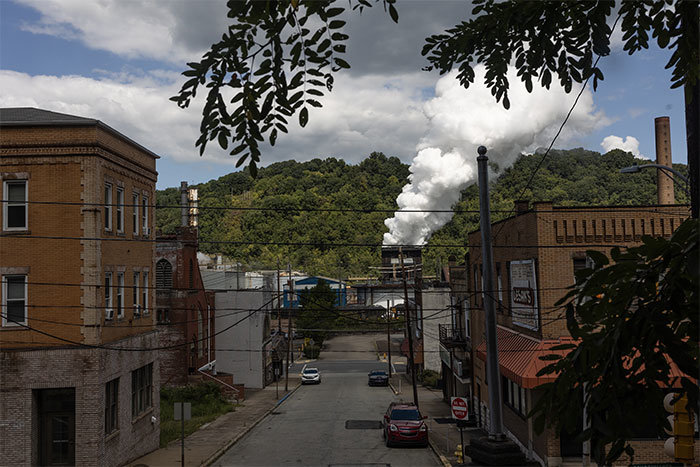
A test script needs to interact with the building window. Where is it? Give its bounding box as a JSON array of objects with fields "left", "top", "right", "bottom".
[
  {"left": 463, "top": 301, "right": 471, "bottom": 339},
  {"left": 142, "top": 271, "right": 149, "bottom": 315},
  {"left": 105, "top": 272, "right": 113, "bottom": 320},
  {"left": 156, "top": 259, "right": 173, "bottom": 289},
  {"left": 157, "top": 308, "right": 169, "bottom": 324},
  {"left": 3, "top": 180, "right": 28, "bottom": 230},
  {"left": 105, "top": 378, "right": 119, "bottom": 435},
  {"left": 116, "top": 188, "right": 124, "bottom": 233},
  {"left": 142, "top": 195, "right": 149, "bottom": 235},
  {"left": 132, "top": 193, "right": 139, "bottom": 235},
  {"left": 104, "top": 183, "right": 113, "bottom": 231},
  {"left": 502, "top": 375, "right": 527, "bottom": 417},
  {"left": 133, "top": 271, "right": 140, "bottom": 317},
  {"left": 132, "top": 363, "right": 153, "bottom": 417},
  {"left": 2, "top": 275, "right": 27, "bottom": 326},
  {"left": 116, "top": 272, "right": 124, "bottom": 319}
]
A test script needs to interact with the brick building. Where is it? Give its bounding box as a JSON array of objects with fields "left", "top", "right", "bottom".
[
  {"left": 0, "top": 108, "right": 160, "bottom": 466},
  {"left": 155, "top": 226, "right": 216, "bottom": 386},
  {"left": 462, "top": 200, "right": 692, "bottom": 465}
]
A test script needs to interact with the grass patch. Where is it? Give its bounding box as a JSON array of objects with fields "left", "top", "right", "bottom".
[{"left": 159, "top": 381, "right": 236, "bottom": 447}]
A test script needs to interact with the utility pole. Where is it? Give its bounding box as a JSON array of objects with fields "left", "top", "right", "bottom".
[
  {"left": 285, "top": 262, "right": 292, "bottom": 392},
  {"left": 387, "top": 299, "right": 392, "bottom": 375},
  {"left": 477, "top": 146, "right": 504, "bottom": 440},
  {"left": 399, "top": 247, "right": 419, "bottom": 408},
  {"left": 277, "top": 258, "right": 282, "bottom": 334}
]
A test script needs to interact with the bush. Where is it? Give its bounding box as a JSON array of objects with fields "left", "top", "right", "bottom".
[
  {"left": 159, "top": 382, "right": 234, "bottom": 447},
  {"left": 303, "top": 344, "right": 321, "bottom": 359},
  {"left": 420, "top": 369, "right": 440, "bottom": 389}
]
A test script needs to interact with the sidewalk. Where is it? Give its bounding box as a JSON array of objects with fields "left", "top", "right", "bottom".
[
  {"left": 389, "top": 373, "right": 487, "bottom": 467},
  {"left": 128, "top": 375, "right": 301, "bottom": 467}
]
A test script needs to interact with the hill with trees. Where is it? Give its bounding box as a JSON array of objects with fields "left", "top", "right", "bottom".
[{"left": 156, "top": 149, "right": 689, "bottom": 277}]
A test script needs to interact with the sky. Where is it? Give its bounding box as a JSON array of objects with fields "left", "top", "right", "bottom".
[{"left": 0, "top": 0, "right": 688, "bottom": 191}]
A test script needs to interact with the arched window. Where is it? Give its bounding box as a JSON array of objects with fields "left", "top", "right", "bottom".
[{"left": 156, "top": 259, "right": 173, "bottom": 289}]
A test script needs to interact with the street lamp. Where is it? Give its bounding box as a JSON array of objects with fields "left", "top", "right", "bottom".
[{"left": 620, "top": 164, "right": 690, "bottom": 195}]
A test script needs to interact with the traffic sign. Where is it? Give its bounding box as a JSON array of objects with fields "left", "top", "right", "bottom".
[{"left": 451, "top": 396, "right": 468, "bottom": 420}]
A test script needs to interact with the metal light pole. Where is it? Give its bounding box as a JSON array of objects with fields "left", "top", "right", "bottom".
[
  {"left": 620, "top": 164, "right": 690, "bottom": 195},
  {"left": 400, "top": 247, "right": 419, "bottom": 408},
  {"left": 477, "top": 146, "right": 504, "bottom": 440}
]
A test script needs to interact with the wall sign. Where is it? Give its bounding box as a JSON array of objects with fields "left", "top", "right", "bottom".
[{"left": 509, "top": 259, "right": 539, "bottom": 330}]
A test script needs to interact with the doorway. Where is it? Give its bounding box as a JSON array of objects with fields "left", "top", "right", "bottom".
[{"left": 39, "top": 388, "right": 75, "bottom": 466}]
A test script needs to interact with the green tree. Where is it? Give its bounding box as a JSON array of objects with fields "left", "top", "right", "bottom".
[
  {"left": 172, "top": 0, "right": 698, "bottom": 215},
  {"left": 296, "top": 279, "right": 337, "bottom": 346},
  {"left": 531, "top": 219, "right": 699, "bottom": 464}
]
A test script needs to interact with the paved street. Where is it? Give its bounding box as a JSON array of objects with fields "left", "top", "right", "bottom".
[{"left": 214, "top": 334, "right": 440, "bottom": 467}]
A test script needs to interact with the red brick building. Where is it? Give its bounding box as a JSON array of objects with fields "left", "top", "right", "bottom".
[
  {"left": 0, "top": 108, "right": 160, "bottom": 466},
  {"left": 463, "top": 201, "right": 694, "bottom": 465},
  {"left": 155, "top": 226, "right": 216, "bottom": 386}
]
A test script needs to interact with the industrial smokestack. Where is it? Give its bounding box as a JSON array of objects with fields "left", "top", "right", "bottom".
[
  {"left": 180, "top": 181, "right": 188, "bottom": 227},
  {"left": 654, "top": 117, "right": 674, "bottom": 205}
]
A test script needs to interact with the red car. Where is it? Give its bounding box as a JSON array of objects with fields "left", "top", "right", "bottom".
[{"left": 382, "top": 402, "right": 429, "bottom": 447}]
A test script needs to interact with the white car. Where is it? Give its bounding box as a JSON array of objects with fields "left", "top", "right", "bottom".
[{"left": 301, "top": 367, "right": 321, "bottom": 384}]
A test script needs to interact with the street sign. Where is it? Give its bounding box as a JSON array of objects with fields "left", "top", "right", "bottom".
[
  {"left": 174, "top": 402, "right": 191, "bottom": 421},
  {"left": 451, "top": 397, "right": 468, "bottom": 420}
]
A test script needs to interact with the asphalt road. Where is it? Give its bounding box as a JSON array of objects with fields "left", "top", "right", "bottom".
[{"left": 213, "top": 334, "right": 439, "bottom": 467}]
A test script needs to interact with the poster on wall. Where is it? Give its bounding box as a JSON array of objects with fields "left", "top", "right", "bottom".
[{"left": 509, "top": 259, "right": 539, "bottom": 331}]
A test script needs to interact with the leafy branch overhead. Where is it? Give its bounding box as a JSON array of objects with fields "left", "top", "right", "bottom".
[
  {"left": 530, "top": 219, "right": 699, "bottom": 464},
  {"left": 422, "top": 0, "right": 699, "bottom": 109},
  {"left": 169, "top": 0, "right": 399, "bottom": 177}
]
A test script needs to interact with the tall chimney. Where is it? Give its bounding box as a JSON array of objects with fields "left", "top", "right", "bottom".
[
  {"left": 180, "top": 181, "right": 189, "bottom": 226},
  {"left": 654, "top": 116, "right": 674, "bottom": 205}
]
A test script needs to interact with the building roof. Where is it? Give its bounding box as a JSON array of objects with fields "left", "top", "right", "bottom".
[
  {"left": 476, "top": 325, "right": 689, "bottom": 389},
  {"left": 0, "top": 107, "right": 98, "bottom": 125},
  {"left": 0, "top": 107, "right": 160, "bottom": 159}
]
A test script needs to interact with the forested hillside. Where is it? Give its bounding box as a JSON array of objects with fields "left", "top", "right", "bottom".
[{"left": 156, "top": 149, "right": 689, "bottom": 277}]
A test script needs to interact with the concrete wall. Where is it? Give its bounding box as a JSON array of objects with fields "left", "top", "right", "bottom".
[
  {"left": 215, "top": 290, "right": 266, "bottom": 389},
  {"left": 421, "top": 286, "right": 451, "bottom": 373}
]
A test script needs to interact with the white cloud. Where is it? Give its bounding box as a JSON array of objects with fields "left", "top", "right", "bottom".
[
  {"left": 600, "top": 135, "right": 647, "bottom": 158},
  {"left": 383, "top": 65, "right": 611, "bottom": 246},
  {"left": 15, "top": 0, "right": 228, "bottom": 64}
]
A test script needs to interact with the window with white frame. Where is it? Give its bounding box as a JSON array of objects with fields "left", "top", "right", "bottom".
[
  {"left": 2, "top": 275, "right": 27, "bottom": 326},
  {"left": 105, "top": 272, "right": 113, "bottom": 320},
  {"left": 463, "top": 300, "right": 471, "bottom": 339},
  {"left": 116, "top": 272, "right": 124, "bottom": 319},
  {"left": 142, "top": 271, "right": 149, "bottom": 315},
  {"left": 131, "top": 363, "right": 153, "bottom": 417},
  {"left": 116, "top": 188, "right": 124, "bottom": 233},
  {"left": 3, "top": 180, "right": 28, "bottom": 230},
  {"left": 104, "top": 183, "right": 112, "bottom": 231},
  {"left": 132, "top": 193, "right": 139, "bottom": 235},
  {"left": 105, "top": 378, "right": 119, "bottom": 435},
  {"left": 133, "top": 271, "right": 140, "bottom": 317},
  {"left": 502, "top": 375, "right": 528, "bottom": 417},
  {"left": 141, "top": 195, "right": 149, "bottom": 235}
]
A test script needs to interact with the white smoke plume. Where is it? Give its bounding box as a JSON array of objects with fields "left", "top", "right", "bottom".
[{"left": 382, "top": 65, "right": 608, "bottom": 246}]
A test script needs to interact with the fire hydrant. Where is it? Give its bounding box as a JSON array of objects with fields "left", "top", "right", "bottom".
[{"left": 455, "top": 444, "right": 463, "bottom": 464}]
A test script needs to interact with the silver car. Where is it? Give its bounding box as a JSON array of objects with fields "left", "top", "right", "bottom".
[{"left": 301, "top": 367, "right": 321, "bottom": 384}]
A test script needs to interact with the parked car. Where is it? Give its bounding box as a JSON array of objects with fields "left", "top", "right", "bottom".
[
  {"left": 368, "top": 370, "right": 389, "bottom": 386},
  {"left": 301, "top": 367, "right": 321, "bottom": 384},
  {"left": 382, "top": 402, "right": 428, "bottom": 447}
]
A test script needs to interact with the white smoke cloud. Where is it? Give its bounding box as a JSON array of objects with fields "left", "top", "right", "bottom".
[
  {"left": 600, "top": 135, "right": 646, "bottom": 158},
  {"left": 383, "top": 65, "right": 609, "bottom": 246}
]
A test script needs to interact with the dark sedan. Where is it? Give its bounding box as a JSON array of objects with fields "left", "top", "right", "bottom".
[{"left": 368, "top": 369, "right": 389, "bottom": 386}]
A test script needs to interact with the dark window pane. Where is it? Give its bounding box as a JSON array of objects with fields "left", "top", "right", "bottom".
[{"left": 7, "top": 205, "right": 25, "bottom": 228}]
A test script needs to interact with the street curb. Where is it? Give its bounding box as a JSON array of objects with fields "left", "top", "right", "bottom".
[
  {"left": 202, "top": 383, "right": 302, "bottom": 466},
  {"left": 429, "top": 437, "right": 452, "bottom": 467}
]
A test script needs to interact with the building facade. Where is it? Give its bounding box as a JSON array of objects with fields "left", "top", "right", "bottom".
[
  {"left": 155, "top": 226, "right": 216, "bottom": 386},
  {"left": 0, "top": 108, "right": 160, "bottom": 466},
  {"left": 460, "top": 200, "right": 693, "bottom": 465}
]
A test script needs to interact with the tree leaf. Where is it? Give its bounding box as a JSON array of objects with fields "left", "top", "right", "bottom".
[{"left": 299, "top": 107, "right": 309, "bottom": 127}]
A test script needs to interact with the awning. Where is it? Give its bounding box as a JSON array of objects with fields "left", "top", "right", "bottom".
[{"left": 476, "top": 325, "right": 691, "bottom": 389}]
